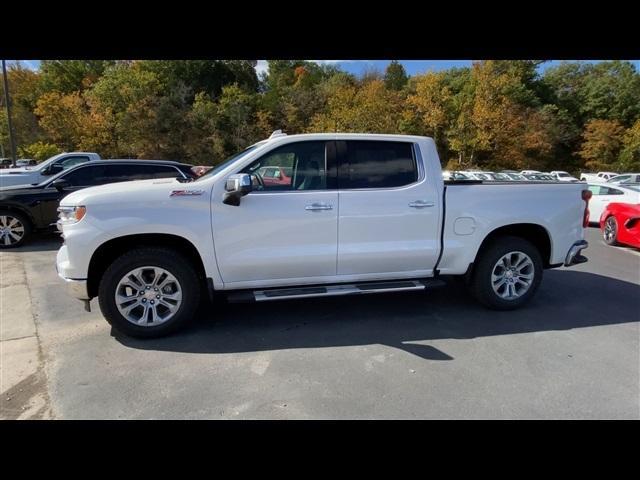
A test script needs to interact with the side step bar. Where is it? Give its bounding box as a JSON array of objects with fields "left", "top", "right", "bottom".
[{"left": 249, "top": 279, "right": 445, "bottom": 302}]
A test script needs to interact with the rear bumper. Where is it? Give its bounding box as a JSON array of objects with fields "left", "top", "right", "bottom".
[{"left": 564, "top": 240, "right": 589, "bottom": 267}]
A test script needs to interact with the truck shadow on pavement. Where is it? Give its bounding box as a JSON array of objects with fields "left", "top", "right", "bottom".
[{"left": 115, "top": 269, "right": 640, "bottom": 361}]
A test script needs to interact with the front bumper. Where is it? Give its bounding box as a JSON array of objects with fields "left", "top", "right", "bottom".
[
  {"left": 58, "top": 273, "right": 90, "bottom": 300},
  {"left": 56, "top": 245, "right": 90, "bottom": 300},
  {"left": 564, "top": 240, "right": 589, "bottom": 267}
]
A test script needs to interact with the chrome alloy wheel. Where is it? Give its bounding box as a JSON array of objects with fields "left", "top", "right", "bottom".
[
  {"left": 491, "top": 251, "right": 535, "bottom": 300},
  {"left": 114, "top": 266, "right": 183, "bottom": 326},
  {"left": 0, "top": 215, "right": 25, "bottom": 246},
  {"left": 603, "top": 217, "right": 617, "bottom": 243}
]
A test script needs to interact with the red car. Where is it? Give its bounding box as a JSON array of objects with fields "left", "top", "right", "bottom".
[
  {"left": 257, "top": 166, "right": 292, "bottom": 187},
  {"left": 600, "top": 202, "right": 640, "bottom": 248}
]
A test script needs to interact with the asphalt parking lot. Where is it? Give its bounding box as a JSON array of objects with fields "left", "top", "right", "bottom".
[{"left": 1, "top": 227, "right": 639, "bottom": 419}]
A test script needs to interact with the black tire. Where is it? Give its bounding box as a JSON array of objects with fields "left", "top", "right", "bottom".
[
  {"left": 602, "top": 216, "right": 619, "bottom": 246},
  {"left": 0, "top": 210, "right": 32, "bottom": 248},
  {"left": 470, "top": 236, "right": 543, "bottom": 310},
  {"left": 98, "top": 247, "right": 201, "bottom": 338}
]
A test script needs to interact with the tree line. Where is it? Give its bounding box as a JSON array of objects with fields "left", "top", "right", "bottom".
[{"left": 1, "top": 59, "right": 639, "bottom": 173}]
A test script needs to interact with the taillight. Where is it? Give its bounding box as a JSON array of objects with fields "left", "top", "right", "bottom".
[{"left": 582, "top": 189, "right": 592, "bottom": 227}]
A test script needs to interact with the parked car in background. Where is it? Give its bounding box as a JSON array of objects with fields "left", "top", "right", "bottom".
[
  {"left": 0, "top": 160, "right": 195, "bottom": 248},
  {"left": 442, "top": 171, "right": 475, "bottom": 181},
  {"left": 500, "top": 171, "right": 527, "bottom": 181},
  {"left": 581, "top": 171, "right": 618, "bottom": 182},
  {"left": 466, "top": 171, "right": 495, "bottom": 181},
  {"left": 56, "top": 132, "right": 590, "bottom": 338},
  {"left": 550, "top": 171, "right": 579, "bottom": 182},
  {"left": 540, "top": 173, "right": 557, "bottom": 181},
  {"left": 491, "top": 172, "right": 513, "bottom": 181},
  {"left": 520, "top": 170, "right": 541, "bottom": 175},
  {"left": 15, "top": 159, "right": 38, "bottom": 167},
  {"left": 587, "top": 183, "right": 640, "bottom": 224},
  {"left": 0, "top": 152, "right": 102, "bottom": 188},
  {"left": 600, "top": 202, "right": 640, "bottom": 248},
  {"left": 257, "top": 165, "right": 293, "bottom": 187},
  {"left": 0, "top": 158, "right": 13, "bottom": 169},
  {"left": 523, "top": 173, "right": 549, "bottom": 181},
  {"left": 607, "top": 173, "right": 640, "bottom": 185}
]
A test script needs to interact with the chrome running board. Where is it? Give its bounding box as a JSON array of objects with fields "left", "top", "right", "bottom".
[{"left": 252, "top": 280, "right": 433, "bottom": 302}]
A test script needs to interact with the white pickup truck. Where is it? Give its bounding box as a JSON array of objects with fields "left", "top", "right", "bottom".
[
  {"left": 0, "top": 152, "right": 101, "bottom": 188},
  {"left": 56, "top": 133, "right": 590, "bottom": 338}
]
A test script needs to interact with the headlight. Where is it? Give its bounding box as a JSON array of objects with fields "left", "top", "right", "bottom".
[{"left": 57, "top": 206, "right": 86, "bottom": 226}]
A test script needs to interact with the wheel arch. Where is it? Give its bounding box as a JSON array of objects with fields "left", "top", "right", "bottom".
[
  {"left": 87, "top": 233, "right": 207, "bottom": 299},
  {"left": 474, "top": 223, "right": 552, "bottom": 269},
  {"left": 0, "top": 204, "right": 37, "bottom": 229}
]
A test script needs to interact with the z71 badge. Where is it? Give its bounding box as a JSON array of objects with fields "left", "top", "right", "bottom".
[{"left": 170, "top": 190, "right": 204, "bottom": 197}]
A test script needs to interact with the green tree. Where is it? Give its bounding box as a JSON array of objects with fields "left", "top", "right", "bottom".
[
  {"left": 384, "top": 61, "right": 408, "bottom": 91},
  {"left": 18, "top": 141, "right": 60, "bottom": 161},
  {"left": 39, "top": 60, "right": 116, "bottom": 94}
]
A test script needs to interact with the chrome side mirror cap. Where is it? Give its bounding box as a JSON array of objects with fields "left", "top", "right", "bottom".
[{"left": 223, "top": 173, "right": 253, "bottom": 206}]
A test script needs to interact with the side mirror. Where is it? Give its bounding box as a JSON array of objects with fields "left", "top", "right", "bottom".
[
  {"left": 52, "top": 179, "right": 70, "bottom": 191},
  {"left": 45, "top": 163, "right": 64, "bottom": 176},
  {"left": 223, "top": 173, "right": 253, "bottom": 206}
]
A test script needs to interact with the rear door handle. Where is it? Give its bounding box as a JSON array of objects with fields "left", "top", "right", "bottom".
[
  {"left": 305, "top": 203, "right": 333, "bottom": 211},
  {"left": 409, "top": 201, "right": 435, "bottom": 208}
]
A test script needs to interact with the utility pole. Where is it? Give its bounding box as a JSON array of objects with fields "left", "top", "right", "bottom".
[{"left": 2, "top": 60, "right": 17, "bottom": 167}]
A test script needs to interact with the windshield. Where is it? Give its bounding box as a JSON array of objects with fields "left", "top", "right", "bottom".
[
  {"left": 25, "top": 153, "right": 66, "bottom": 172},
  {"left": 193, "top": 144, "right": 264, "bottom": 182},
  {"left": 558, "top": 173, "right": 571, "bottom": 178}
]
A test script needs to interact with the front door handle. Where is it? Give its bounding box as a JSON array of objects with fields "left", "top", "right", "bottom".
[
  {"left": 305, "top": 203, "right": 333, "bottom": 211},
  {"left": 409, "top": 200, "right": 435, "bottom": 208}
]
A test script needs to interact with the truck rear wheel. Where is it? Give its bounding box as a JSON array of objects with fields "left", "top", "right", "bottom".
[
  {"left": 98, "top": 247, "right": 201, "bottom": 338},
  {"left": 470, "top": 236, "right": 543, "bottom": 310}
]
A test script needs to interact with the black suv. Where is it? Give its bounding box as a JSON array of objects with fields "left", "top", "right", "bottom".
[{"left": 0, "top": 160, "right": 195, "bottom": 247}]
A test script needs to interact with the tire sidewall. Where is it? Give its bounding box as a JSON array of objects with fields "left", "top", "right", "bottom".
[
  {"left": 98, "top": 248, "right": 200, "bottom": 338},
  {"left": 472, "top": 237, "right": 543, "bottom": 310}
]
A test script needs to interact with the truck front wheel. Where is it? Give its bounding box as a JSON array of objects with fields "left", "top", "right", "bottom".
[
  {"left": 98, "top": 247, "right": 201, "bottom": 338},
  {"left": 470, "top": 236, "right": 543, "bottom": 310}
]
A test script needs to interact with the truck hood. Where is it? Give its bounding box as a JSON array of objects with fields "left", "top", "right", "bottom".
[{"left": 60, "top": 177, "right": 205, "bottom": 206}]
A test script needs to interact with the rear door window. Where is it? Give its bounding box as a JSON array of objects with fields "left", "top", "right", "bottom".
[{"left": 337, "top": 141, "right": 417, "bottom": 189}]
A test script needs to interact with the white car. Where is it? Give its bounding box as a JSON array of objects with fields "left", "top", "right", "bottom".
[
  {"left": 0, "top": 152, "right": 101, "bottom": 188},
  {"left": 607, "top": 173, "right": 640, "bottom": 184},
  {"left": 520, "top": 170, "right": 541, "bottom": 175},
  {"left": 550, "top": 171, "right": 579, "bottom": 182},
  {"left": 587, "top": 183, "right": 640, "bottom": 223},
  {"left": 56, "top": 132, "right": 590, "bottom": 338},
  {"left": 580, "top": 171, "right": 618, "bottom": 182}
]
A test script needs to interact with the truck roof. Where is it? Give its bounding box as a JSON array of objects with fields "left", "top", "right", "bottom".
[{"left": 261, "top": 132, "right": 432, "bottom": 143}]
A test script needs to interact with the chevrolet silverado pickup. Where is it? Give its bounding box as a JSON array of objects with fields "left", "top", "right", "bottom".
[{"left": 56, "top": 132, "right": 591, "bottom": 338}]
